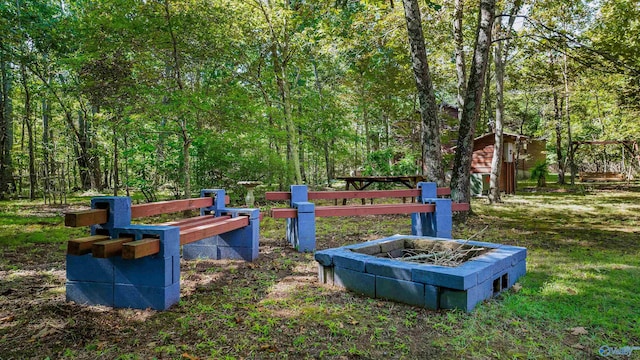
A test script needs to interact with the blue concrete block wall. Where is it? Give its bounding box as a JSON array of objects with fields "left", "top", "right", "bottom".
[
  {"left": 114, "top": 282, "right": 181, "bottom": 311},
  {"left": 365, "top": 258, "right": 413, "bottom": 281},
  {"left": 66, "top": 254, "right": 114, "bottom": 283},
  {"left": 334, "top": 266, "right": 376, "bottom": 298},
  {"left": 113, "top": 256, "right": 175, "bottom": 287},
  {"left": 376, "top": 276, "right": 425, "bottom": 307},
  {"left": 66, "top": 281, "right": 114, "bottom": 307},
  {"left": 315, "top": 235, "right": 527, "bottom": 312},
  {"left": 91, "top": 197, "right": 131, "bottom": 229}
]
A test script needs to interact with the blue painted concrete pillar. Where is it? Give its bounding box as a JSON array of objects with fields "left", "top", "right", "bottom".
[
  {"left": 286, "top": 185, "right": 316, "bottom": 252},
  {"left": 411, "top": 182, "right": 453, "bottom": 238}
]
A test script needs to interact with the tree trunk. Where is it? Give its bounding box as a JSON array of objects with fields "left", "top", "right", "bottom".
[
  {"left": 563, "top": 53, "right": 575, "bottom": 185},
  {"left": 401, "top": 0, "right": 445, "bottom": 186},
  {"left": 553, "top": 92, "right": 565, "bottom": 185},
  {"left": 113, "top": 123, "right": 119, "bottom": 196},
  {"left": 453, "top": 0, "right": 466, "bottom": 123},
  {"left": 488, "top": 34, "right": 504, "bottom": 204},
  {"left": 451, "top": 0, "right": 496, "bottom": 210},
  {"left": 488, "top": 0, "right": 522, "bottom": 204},
  {"left": 0, "top": 55, "right": 14, "bottom": 199},
  {"left": 20, "top": 64, "right": 36, "bottom": 200}
]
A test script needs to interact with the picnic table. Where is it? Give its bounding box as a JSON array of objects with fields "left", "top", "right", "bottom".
[
  {"left": 335, "top": 175, "right": 427, "bottom": 204},
  {"left": 336, "top": 175, "right": 427, "bottom": 190}
]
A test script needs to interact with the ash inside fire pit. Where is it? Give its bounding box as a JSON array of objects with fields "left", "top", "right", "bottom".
[{"left": 350, "top": 238, "right": 494, "bottom": 267}]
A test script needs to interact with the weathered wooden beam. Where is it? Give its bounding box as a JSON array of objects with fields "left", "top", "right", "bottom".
[
  {"left": 176, "top": 216, "right": 233, "bottom": 231},
  {"left": 92, "top": 237, "right": 134, "bottom": 258},
  {"left": 271, "top": 208, "right": 298, "bottom": 219},
  {"left": 64, "top": 209, "right": 108, "bottom": 227},
  {"left": 266, "top": 187, "right": 451, "bottom": 201},
  {"left": 67, "top": 235, "right": 111, "bottom": 255},
  {"left": 122, "top": 238, "right": 160, "bottom": 259},
  {"left": 179, "top": 216, "right": 249, "bottom": 245},
  {"left": 315, "top": 204, "right": 436, "bottom": 217},
  {"left": 452, "top": 203, "right": 470, "bottom": 212},
  {"left": 131, "top": 197, "right": 214, "bottom": 218}
]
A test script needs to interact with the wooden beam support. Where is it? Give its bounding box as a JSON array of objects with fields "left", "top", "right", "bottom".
[
  {"left": 179, "top": 216, "right": 249, "bottom": 245},
  {"left": 122, "top": 238, "right": 160, "bottom": 259},
  {"left": 315, "top": 204, "right": 436, "bottom": 217},
  {"left": 271, "top": 208, "right": 298, "bottom": 219},
  {"left": 131, "top": 197, "right": 214, "bottom": 218},
  {"left": 64, "top": 209, "right": 108, "bottom": 227},
  {"left": 452, "top": 203, "right": 470, "bottom": 212},
  {"left": 92, "top": 237, "right": 134, "bottom": 258},
  {"left": 177, "top": 216, "right": 233, "bottom": 231},
  {"left": 67, "top": 235, "right": 111, "bottom": 255},
  {"left": 266, "top": 187, "right": 451, "bottom": 201}
]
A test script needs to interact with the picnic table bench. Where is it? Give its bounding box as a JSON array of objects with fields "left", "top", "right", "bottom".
[{"left": 63, "top": 189, "right": 260, "bottom": 310}]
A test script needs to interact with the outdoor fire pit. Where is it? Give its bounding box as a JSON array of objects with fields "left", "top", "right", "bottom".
[{"left": 315, "top": 235, "right": 526, "bottom": 312}]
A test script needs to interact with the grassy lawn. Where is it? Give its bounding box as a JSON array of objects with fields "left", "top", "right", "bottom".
[{"left": 1, "top": 183, "right": 639, "bottom": 359}]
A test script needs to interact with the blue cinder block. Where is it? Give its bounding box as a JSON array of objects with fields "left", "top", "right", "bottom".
[
  {"left": 314, "top": 250, "right": 339, "bottom": 266},
  {"left": 334, "top": 266, "right": 375, "bottom": 298},
  {"left": 435, "top": 231, "right": 452, "bottom": 239},
  {"left": 91, "top": 196, "right": 131, "bottom": 229},
  {"left": 114, "top": 256, "right": 174, "bottom": 287},
  {"left": 376, "top": 276, "right": 425, "bottom": 307},
  {"left": 439, "top": 280, "right": 490, "bottom": 312},
  {"left": 66, "top": 254, "right": 114, "bottom": 283},
  {"left": 200, "top": 189, "right": 226, "bottom": 215},
  {"left": 417, "top": 182, "right": 438, "bottom": 199},
  {"left": 424, "top": 284, "right": 439, "bottom": 309},
  {"left": 473, "top": 249, "right": 514, "bottom": 275},
  {"left": 365, "top": 258, "right": 413, "bottom": 281},
  {"left": 294, "top": 202, "right": 315, "bottom": 214},
  {"left": 456, "top": 240, "right": 527, "bottom": 264},
  {"left": 291, "top": 185, "right": 309, "bottom": 203},
  {"left": 411, "top": 213, "right": 435, "bottom": 237},
  {"left": 114, "top": 282, "right": 180, "bottom": 311},
  {"left": 183, "top": 244, "right": 219, "bottom": 260},
  {"left": 296, "top": 215, "right": 316, "bottom": 253},
  {"left": 218, "top": 246, "right": 256, "bottom": 261},
  {"left": 66, "top": 281, "right": 114, "bottom": 307},
  {"left": 508, "top": 260, "right": 526, "bottom": 287},
  {"left": 412, "top": 260, "right": 494, "bottom": 290},
  {"left": 112, "top": 225, "right": 180, "bottom": 258},
  {"left": 172, "top": 256, "right": 181, "bottom": 284},
  {"left": 333, "top": 253, "right": 369, "bottom": 272}
]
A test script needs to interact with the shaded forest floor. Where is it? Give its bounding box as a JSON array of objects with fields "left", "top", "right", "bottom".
[{"left": 1, "top": 183, "right": 639, "bottom": 359}]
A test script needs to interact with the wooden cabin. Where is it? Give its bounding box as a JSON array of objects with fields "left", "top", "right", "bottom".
[{"left": 469, "top": 133, "right": 546, "bottom": 195}]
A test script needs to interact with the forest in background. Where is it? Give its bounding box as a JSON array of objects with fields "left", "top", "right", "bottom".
[{"left": 0, "top": 0, "right": 638, "bottom": 203}]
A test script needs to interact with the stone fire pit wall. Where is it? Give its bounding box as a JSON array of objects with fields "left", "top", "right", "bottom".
[{"left": 315, "top": 235, "right": 526, "bottom": 312}]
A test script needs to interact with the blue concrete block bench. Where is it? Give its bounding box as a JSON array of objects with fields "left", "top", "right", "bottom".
[
  {"left": 64, "top": 189, "right": 260, "bottom": 310},
  {"left": 265, "top": 182, "right": 469, "bottom": 252},
  {"left": 315, "top": 235, "right": 527, "bottom": 312}
]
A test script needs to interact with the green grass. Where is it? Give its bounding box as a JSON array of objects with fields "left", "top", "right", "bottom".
[{"left": 1, "top": 183, "right": 639, "bottom": 359}]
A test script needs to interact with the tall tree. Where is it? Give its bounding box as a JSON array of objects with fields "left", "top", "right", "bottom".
[
  {"left": 488, "top": 0, "right": 522, "bottom": 204},
  {"left": 401, "top": 0, "right": 444, "bottom": 185},
  {"left": 451, "top": 0, "right": 496, "bottom": 209}
]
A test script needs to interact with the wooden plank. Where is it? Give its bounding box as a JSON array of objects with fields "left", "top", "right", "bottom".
[
  {"left": 64, "top": 209, "right": 108, "bottom": 227},
  {"left": 159, "top": 215, "right": 221, "bottom": 227},
  {"left": 271, "top": 208, "right": 298, "bottom": 219},
  {"left": 266, "top": 187, "right": 450, "bottom": 202},
  {"left": 131, "top": 197, "right": 214, "bottom": 218},
  {"left": 92, "top": 237, "right": 134, "bottom": 258},
  {"left": 315, "top": 204, "right": 436, "bottom": 217},
  {"left": 122, "top": 238, "right": 160, "bottom": 259},
  {"left": 67, "top": 235, "right": 111, "bottom": 255},
  {"left": 179, "top": 216, "right": 249, "bottom": 245},
  {"left": 265, "top": 192, "right": 291, "bottom": 201},
  {"left": 176, "top": 216, "right": 233, "bottom": 231},
  {"left": 452, "top": 203, "right": 470, "bottom": 212}
]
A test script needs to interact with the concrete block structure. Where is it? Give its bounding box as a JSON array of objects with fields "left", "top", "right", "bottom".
[
  {"left": 65, "top": 189, "right": 259, "bottom": 310},
  {"left": 315, "top": 235, "right": 527, "bottom": 312}
]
